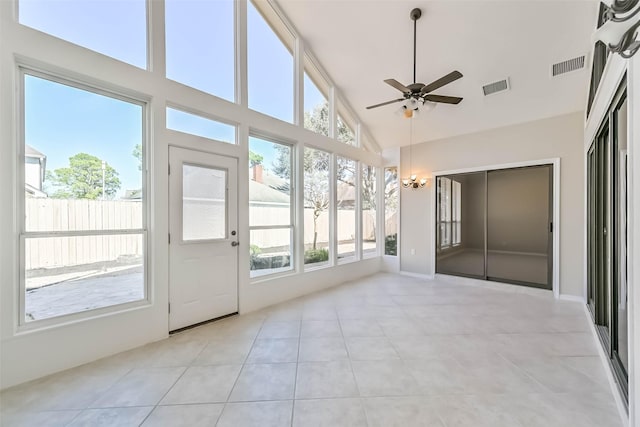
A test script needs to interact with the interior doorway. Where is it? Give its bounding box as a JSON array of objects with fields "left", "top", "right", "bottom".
[
  {"left": 435, "top": 164, "right": 554, "bottom": 290},
  {"left": 168, "top": 146, "right": 239, "bottom": 332}
]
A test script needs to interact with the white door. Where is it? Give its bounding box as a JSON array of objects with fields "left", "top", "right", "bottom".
[{"left": 169, "top": 146, "right": 238, "bottom": 331}]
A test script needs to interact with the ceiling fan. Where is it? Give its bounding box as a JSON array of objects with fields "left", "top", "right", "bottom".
[{"left": 366, "top": 8, "right": 463, "bottom": 115}]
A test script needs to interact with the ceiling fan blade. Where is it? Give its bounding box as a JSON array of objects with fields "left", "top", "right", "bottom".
[
  {"left": 423, "top": 94, "right": 463, "bottom": 104},
  {"left": 421, "top": 71, "right": 463, "bottom": 94},
  {"left": 384, "top": 79, "right": 411, "bottom": 94},
  {"left": 366, "top": 98, "right": 405, "bottom": 109}
]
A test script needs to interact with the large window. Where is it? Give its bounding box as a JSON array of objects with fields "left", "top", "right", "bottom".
[
  {"left": 304, "top": 58, "right": 329, "bottom": 136},
  {"left": 19, "top": 0, "right": 147, "bottom": 69},
  {"left": 337, "top": 114, "right": 356, "bottom": 145},
  {"left": 303, "top": 148, "right": 330, "bottom": 267},
  {"left": 362, "top": 164, "right": 377, "bottom": 256},
  {"left": 336, "top": 157, "right": 356, "bottom": 260},
  {"left": 247, "top": 1, "right": 294, "bottom": 123},
  {"left": 22, "top": 72, "right": 146, "bottom": 323},
  {"left": 165, "top": 0, "right": 235, "bottom": 101},
  {"left": 384, "top": 167, "right": 398, "bottom": 256},
  {"left": 249, "top": 136, "right": 293, "bottom": 277}
]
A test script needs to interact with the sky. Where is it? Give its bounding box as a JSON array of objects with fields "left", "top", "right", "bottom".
[{"left": 20, "top": 0, "right": 326, "bottom": 198}]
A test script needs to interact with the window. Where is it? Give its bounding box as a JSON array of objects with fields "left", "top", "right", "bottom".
[
  {"left": 22, "top": 72, "right": 146, "bottom": 323},
  {"left": 165, "top": 0, "right": 235, "bottom": 101},
  {"left": 304, "top": 58, "right": 329, "bottom": 136},
  {"left": 303, "top": 148, "right": 330, "bottom": 267},
  {"left": 19, "top": 0, "right": 147, "bottom": 69},
  {"left": 247, "top": 0, "right": 294, "bottom": 123},
  {"left": 249, "top": 136, "right": 293, "bottom": 277},
  {"left": 384, "top": 167, "right": 398, "bottom": 256},
  {"left": 438, "top": 177, "right": 461, "bottom": 249},
  {"left": 182, "top": 164, "right": 226, "bottom": 241},
  {"left": 362, "top": 164, "right": 377, "bottom": 255},
  {"left": 336, "top": 157, "right": 356, "bottom": 260},
  {"left": 166, "top": 107, "right": 236, "bottom": 144},
  {"left": 337, "top": 115, "right": 356, "bottom": 145}
]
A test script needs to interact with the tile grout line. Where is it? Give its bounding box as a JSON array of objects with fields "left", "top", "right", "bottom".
[
  {"left": 290, "top": 317, "right": 302, "bottom": 427},
  {"left": 215, "top": 315, "right": 268, "bottom": 427}
]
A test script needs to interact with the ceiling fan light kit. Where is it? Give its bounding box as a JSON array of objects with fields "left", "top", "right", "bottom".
[{"left": 366, "top": 7, "right": 464, "bottom": 114}]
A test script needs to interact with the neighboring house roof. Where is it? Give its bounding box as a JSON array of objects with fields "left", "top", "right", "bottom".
[
  {"left": 249, "top": 179, "right": 290, "bottom": 204},
  {"left": 25, "top": 144, "right": 46, "bottom": 158},
  {"left": 122, "top": 189, "right": 143, "bottom": 200},
  {"left": 25, "top": 183, "right": 47, "bottom": 198}
]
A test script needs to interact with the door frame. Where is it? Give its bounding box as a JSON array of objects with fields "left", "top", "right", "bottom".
[
  {"left": 167, "top": 145, "right": 240, "bottom": 332},
  {"left": 431, "top": 158, "right": 561, "bottom": 298}
]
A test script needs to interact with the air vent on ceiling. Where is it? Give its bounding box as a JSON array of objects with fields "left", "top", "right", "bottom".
[
  {"left": 551, "top": 55, "right": 586, "bottom": 77},
  {"left": 482, "top": 78, "right": 510, "bottom": 96}
]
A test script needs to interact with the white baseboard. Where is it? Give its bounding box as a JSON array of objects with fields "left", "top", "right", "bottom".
[
  {"left": 399, "top": 271, "right": 435, "bottom": 280},
  {"left": 559, "top": 293, "right": 586, "bottom": 303}
]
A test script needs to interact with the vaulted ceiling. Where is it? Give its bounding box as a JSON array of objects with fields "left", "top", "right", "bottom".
[{"left": 277, "top": 0, "right": 599, "bottom": 150}]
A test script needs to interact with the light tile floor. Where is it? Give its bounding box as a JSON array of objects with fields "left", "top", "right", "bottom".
[{"left": 0, "top": 273, "right": 624, "bottom": 426}]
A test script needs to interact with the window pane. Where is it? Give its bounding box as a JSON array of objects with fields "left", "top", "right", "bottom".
[
  {"left": 304, "top": 72, "right": 329, "bottom": 136},
  {"left": 25, "top": 233, "right": 144, "bottom": 321},
  {"left": 183, "top": 164, "right": 226, "bottom": 241},
  {"left": 165, "top": 0, "right": 234, "bottom": 101},
  {"left": 384, "top": 167, "right": 398, "bottom": 256},
  {"left": 19, "top": 0, "right": 147, "bottom": 69},
  {"left": 337, "top": 115, "right": 355, "bottom": 145},
  {"left": 362, "top": 165, "right": 376, "bottom": 255},
  {"left": 304, "top": 148, "right": 330, "bottom": 267},
  {"left": 167, "top": 107, "right": 236, "bottom": 144},
  {"left": 337, "top": 157, "right": 356, "bottom": 259},
  {"left": 250, "top": 228, "right": 292, "bottom": 277},
  {"left": 24, "top": 74, "right": 143, "bottom": 230},
  {"left": 249, "top": 137, "right": 292, "bottom": 227},
  {"left": 248, "top": 1, "right": 293, "bottom": 123}
]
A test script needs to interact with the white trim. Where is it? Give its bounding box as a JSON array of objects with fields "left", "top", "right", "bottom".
[
  {"left": 431, "top": 158, "right": 561, "bottom": 299},
  {"left": 399, "top": 270, "right": 434, "bottom": 280},
  {"left": 558, "top": 294, "right": 586, "bottom": 303}
]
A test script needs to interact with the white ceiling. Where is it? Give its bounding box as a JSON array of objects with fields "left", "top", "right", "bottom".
[{"left": 276, "top": 0, "right": 599, "bottom": 150}]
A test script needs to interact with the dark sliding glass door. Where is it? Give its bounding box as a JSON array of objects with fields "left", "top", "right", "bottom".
[
  {"left": 435, "top": 165, "right": 553, "bottom": 290},
  {"left": 587, "top": 78, "right": 628, "bottom": 401}
]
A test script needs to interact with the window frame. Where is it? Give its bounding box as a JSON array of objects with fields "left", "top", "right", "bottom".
[
  {"left": 248, "top": 134, "right": 296, "bottom": 280},
  {"left": 18, "top": 67, "right": 150, "bottom": 330}
]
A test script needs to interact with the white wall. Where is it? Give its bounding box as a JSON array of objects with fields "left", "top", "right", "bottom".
[{"left": 400, "top": 112, "right": 584, "bottom": 297}]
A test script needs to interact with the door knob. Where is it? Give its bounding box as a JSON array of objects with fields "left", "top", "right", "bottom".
[{"left": 231, "top": 241, "right": 239, "bottom": 247}]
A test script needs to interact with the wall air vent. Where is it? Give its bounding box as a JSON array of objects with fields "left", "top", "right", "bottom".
[
  {"left": 482, "top": 78, "right": 510, "bottom": 96},
  {"left": 551, "top": 55, "right": 586, "bottom": 77}
]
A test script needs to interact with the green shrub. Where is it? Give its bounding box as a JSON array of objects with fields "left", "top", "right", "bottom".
[
  {"left": 304, "top": 248, "right": 329, "bottom": 264},
  {"left": 385, "top": 233, "right": 397, "bottom": 256}
]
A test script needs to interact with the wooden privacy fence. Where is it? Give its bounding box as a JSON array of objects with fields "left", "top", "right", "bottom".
[{"left": 25, "top": 198, "right": 143, "bottom": 271}]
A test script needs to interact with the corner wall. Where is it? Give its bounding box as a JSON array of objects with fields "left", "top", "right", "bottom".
[{"left": 400, "top": 112, "right": 584, "bottom": 297}]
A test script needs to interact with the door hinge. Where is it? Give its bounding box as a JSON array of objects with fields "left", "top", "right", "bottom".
[
  {"left": 168, "top": 164, "right": 171, "bottom": 175},
  {"left": 168, "top": 233, "right": 171, "bottom": 244},
  {"left": 168, "top": 302, "right": 171, "bottom": 314},
  {"left": 549, "top": 222, "right": 553, "bottom": 233}
]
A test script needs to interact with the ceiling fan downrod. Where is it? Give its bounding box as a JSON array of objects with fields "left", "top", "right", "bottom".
[{"left": 411, "top": 8, "right": 421, "bottom": 85}]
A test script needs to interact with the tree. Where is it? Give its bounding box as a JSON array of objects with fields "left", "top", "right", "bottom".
[
  {"left": 47, "top": 153, "right": 121, "bottom": 200},
  {"left": 249, "top": 150, "right": 263, "bottom": 167},
  {"left": 132, "top": 144, "right": 142, "bottom": 171},
  {"left": 305, "top": 169, "right": 330, "bottom": 249}
]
